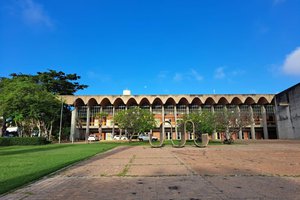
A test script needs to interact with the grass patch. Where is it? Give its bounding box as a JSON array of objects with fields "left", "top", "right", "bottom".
[
  {"left": 117, "top": 154, "right": 136, "bottom": 177},
  {"left": 0, "top": 143, "right": 120, "bottom": 195}
]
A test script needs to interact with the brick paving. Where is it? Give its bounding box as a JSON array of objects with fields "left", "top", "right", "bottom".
[{"left": 1, "top": 141, "right": 300, "bottom": 200}]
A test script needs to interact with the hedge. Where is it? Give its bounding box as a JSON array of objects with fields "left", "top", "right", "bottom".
[{"left": 0, "top": 137, "right": 51, "bottom": 146}]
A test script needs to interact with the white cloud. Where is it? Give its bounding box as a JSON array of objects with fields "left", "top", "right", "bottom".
[
  {"left": 87, "top": 70, "right": 111, "bottom": 82},
  {"left": 173, "top": 73, "right": 183, "bottom": 81},
  {"left": 157, "top": 70, "right": 168, "bottom": 79},
  {"left": 282, "top": 47, "right": 300, "bottom": 76},
  {"left": 190, "top": 69, "right": 203, "bottom": 81},
  {"left": 17, "top": 0, "right": 53, "bottom": 28},
  {"left": 157, "top": 69, "right": 203, "bottom": 82},
  {"left": 272, "top": 0, "right": 285, "bottom": 6},
  {"left": 214, "top": 67, "right": 225, "bottom": 79}
]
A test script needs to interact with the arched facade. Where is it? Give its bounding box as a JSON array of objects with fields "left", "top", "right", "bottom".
[{"left": 62, "top": 93, "right": 276, "bottom": 141}]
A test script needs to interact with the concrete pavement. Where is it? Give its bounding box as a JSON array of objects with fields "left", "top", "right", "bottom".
[{"left": 1, "top": 141, "right": 300, "bottom": 200}]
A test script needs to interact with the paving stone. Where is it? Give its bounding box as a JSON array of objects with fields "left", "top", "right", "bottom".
[{"left": 1, "top": 141, "right": 300, "bottom": 200}]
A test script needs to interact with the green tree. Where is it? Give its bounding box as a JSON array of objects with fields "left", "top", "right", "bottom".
[
  {"left": 182, "top": 111, "right": 215, "bottom": 135},
  {"left": 95, "top": 112, "right": 108, "bottom": 140},
  {"left": 0, "top": 77, "right": 60, "bottom": 138},
  {"left": 8, "top": 69, "right": 88, "bottom": 140},
  {"left": 215, "top": 108, "right": 252, "bottom": 144},
  {"left": 113, "top": 107, "right": 156, "bottom": 141},
  {"left": 10, "top": 69, "right": 88, "bottom": 95}
]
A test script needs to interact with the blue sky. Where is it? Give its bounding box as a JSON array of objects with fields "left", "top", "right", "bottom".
[{"left": 0, "top": 0, "right": 299, "bottom": 95}]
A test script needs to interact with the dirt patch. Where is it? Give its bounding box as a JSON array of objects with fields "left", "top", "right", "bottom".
[{"left": 172, "top": 140, "right": 300, "bottom": 176}]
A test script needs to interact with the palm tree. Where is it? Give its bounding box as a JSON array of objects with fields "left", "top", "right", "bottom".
[{"left": 95, "top": 112, "right": 108, "bottom": 140}]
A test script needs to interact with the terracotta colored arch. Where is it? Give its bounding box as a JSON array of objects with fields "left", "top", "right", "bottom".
[
  {"left": 139, "top": 97, "right": 151, "bottom": 106},
  {"left": 113, "top": 98, "right": 125, "bottom": 106},
  {"left": 244, "top": 97, "right": 255, "bottom": 105},
  {"left": 152, "top": 97, "right": 163, "bottom": 106},
  {"left": 218, "top": 97, "right": 229, "bottom": 105},
  {"left": 191, "top": 97, "right": 203, "bottom": 106},
  {"left": 127, "top": 98, "right": 138, "bottom": 106},
  {"left": 74, "top": 98, "right": 85, "bottom": 106},
  {"left": 87, "top": 98, "right": 98, "bottom": 106},
  {"left": 178, "top": 97, "right": 189, "bottom": 105},
  {"left": 100, "top": 98, "right": 112, "bottom": 106},
  {"left": 204, "top": 97, "right": 216, "bottom": 105},
  {"left": 165, "top": 97, "right": 176, "bottom": 105},
  {"left": 257, "top": 97, "right": 269, "bottom": 105},
  {"left": 231, "top": 97, "right": 243, "bottom": 105}
]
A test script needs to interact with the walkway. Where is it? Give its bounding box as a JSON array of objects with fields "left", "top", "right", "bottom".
[{"left": 1, "top": 141, "right": 300, "bottom": 199}]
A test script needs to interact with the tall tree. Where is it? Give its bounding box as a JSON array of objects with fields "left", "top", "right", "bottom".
[
  {"left": 8, "top": 69, "right": 88, "bottom": 140},
  {"left": 214, "top": 108, "right": 252, "bottom": 144},
  {"left": 10, "top": 69, "right": 88, "bottom": 95},
  {"left": 182, "top": 111, "right": 215, "bottom": 135},
  {"left": 113, "top": 107, "right": 156, "bottom": 141},
  {"left": 0, "top": 77, "right": 61, "bottom": 138},
  {"left": 95, "top": 112, "right": 108, "bottom": 140}
]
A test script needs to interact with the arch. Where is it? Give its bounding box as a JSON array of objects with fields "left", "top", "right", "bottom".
[
  {"left": 190, "top": 97, "right": 203, "bottom": 106},
  {"left": 257, "top": 97, "right": 269, "bottom": 105},
  {"left": 126, "top": 98, "right": 138, "bottom": 107},
  {"left": 152, "top": 97, "right": 163, "bottom": 106},
  {"left": 113, "top": 98, "right": 125, "bottom": 107},
  {"left": 178, "top": 97, "right": 189, "bottom": 105},
  {"left": 217, "top": 97, "right": 229, "bottom": 105},
  {"left": 74, "top": 98, "right": 85, "bottom": 106},
  {"left": 231, "top": 97, "right": 243, "bottom": 105},
  {"left": 87, "top": 98, "right": 98, "bottom": 106},
  {"left": 139, "top": 97, "right": 151, "bottom": 106},
  {"left": 204, "top": 97, "right": 216, "bottom": 105},
  {"left": 100, "top": 98, "right": 112, "bottom": 106},
  {"left": 244, "top": 97, "right": 255, "bottom": 105},
  {"left": 165, "top": 97, "right": 176, "bottom": 106}
]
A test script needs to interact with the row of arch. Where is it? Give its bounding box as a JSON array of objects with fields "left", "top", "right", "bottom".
[{"left": 64, "top": 95, "right": 275, "bottom": 107}]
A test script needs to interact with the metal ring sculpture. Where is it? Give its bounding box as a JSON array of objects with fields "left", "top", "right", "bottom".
[
  {"left": 170, "top": 121, "right": 187, "bottom": 148},
  {"left": 149, "top": 120, "right": 171, "bottom": 148},
  {"left": 192, "top": 122, "right": 206, "bottom": 147}
]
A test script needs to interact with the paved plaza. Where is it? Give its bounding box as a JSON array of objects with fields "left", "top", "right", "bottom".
[{"left": 1, "top": 141, "right": 300, "bottom": 200}]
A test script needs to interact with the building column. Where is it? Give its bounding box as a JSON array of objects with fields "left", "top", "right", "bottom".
[
  {"left": 150, "top": 105, "right": 153, "bottom": 136},
  {"left": 261, "top": 105, "right": 268, "bottom": 139},
  {"left": 112, "top": 106, "right": 115, "bottom": 137},
  {"left": 250, "top": 106, "right": 256, "bottom": 139},
  {"left": 224, "top": 105, "right": 230, "bottom": 140},
  {"left": 174, "top": 105, "right": 178, "bottom": 138},
  {"left": 85, "top": 106, "right": 91, "bottom": 141},
  {"left": 162, "top": 105, "right": 165, "bottom": 138},
  {"left": 237, "top": 106, "right": 243, "bottom": 139},
  {"left": 186, "top": 105, "right": 189, "bottom": 115},
  {"left": 211, "top": 105, "right": 217, "bottom": 140},
  {"left": 70, "top": 107, "right": 78, "bottom": 143}
]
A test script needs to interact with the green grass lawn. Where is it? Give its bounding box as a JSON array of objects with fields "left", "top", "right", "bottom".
[{"left": 0, "top": 143, "right": 121, "bottom": 195}]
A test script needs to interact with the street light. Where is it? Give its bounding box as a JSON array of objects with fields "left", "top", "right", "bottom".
[{"left": 58, "top": 97, "right": 64, "bottom": 144}]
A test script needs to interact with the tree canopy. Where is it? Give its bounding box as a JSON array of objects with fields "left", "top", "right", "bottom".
[
  {"left": 113, "top": 107, "right": 156, "bottom": 141},
  {"left": 0, "top": 77, "right": 61, "bottom": 137},
  {"left": 10, "top": 69, "right": 88, "bottom": 95},
  {"left": 182, "top": 111, "right": 215, "bottom": 135}
]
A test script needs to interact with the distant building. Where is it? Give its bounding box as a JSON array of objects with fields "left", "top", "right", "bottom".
[{"left": 61, "top": 83, "right": 299, "bottom": 141}]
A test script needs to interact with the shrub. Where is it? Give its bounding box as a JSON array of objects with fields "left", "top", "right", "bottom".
[{"left": 0, "top": 137, "right": 51, "bottom": 146}]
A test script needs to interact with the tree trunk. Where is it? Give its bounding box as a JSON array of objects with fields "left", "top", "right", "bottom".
[
  {"left": 0, "top": 117, "right": 6, "bottom": 137},
  {"left": 49, "top": 121, "right": 53, "bottom": 141}
]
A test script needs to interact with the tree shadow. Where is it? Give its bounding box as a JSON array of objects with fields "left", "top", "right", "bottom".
[{"left": 0, "top": 145, "right": 70, "bottom": 156}]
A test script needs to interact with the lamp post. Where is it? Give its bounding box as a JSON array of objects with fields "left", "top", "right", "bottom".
[{"left": 58, "top": 98, "right": 64, "bottom": 144}]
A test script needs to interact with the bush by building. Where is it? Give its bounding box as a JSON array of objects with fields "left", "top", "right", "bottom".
[{"left": 0, "top": 137, "right": 51, "bottom": 146}]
